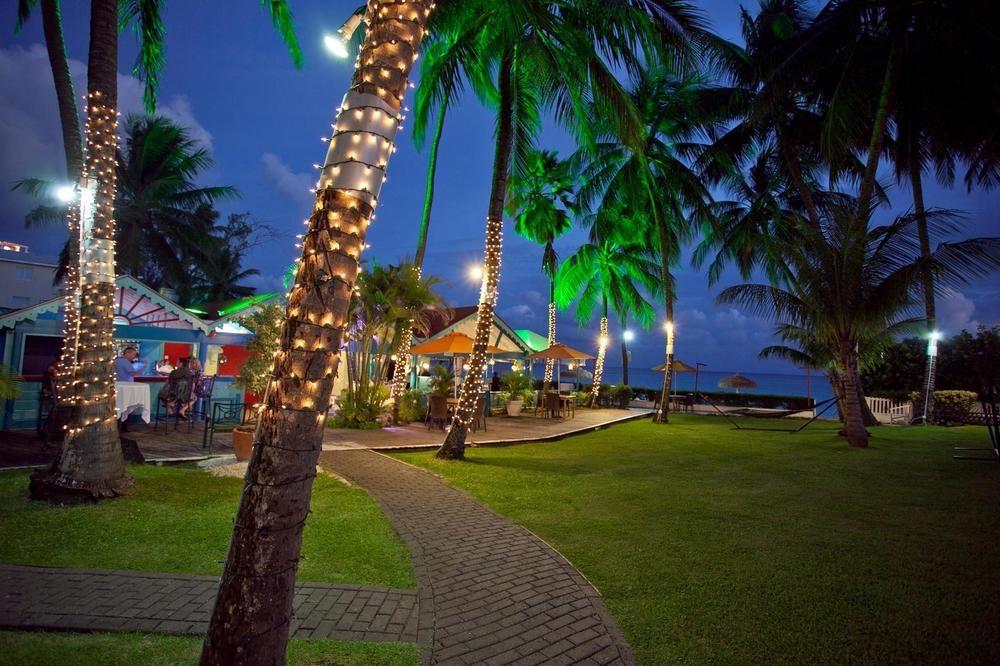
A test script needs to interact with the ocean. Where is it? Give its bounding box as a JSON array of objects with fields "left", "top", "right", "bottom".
[{"left": 558, "top": 366, "right": 835, "bottom": 403}]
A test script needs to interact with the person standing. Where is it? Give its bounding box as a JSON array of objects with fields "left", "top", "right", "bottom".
[{"left": 114, "top": 347, "right": 142, "bottom": 382}]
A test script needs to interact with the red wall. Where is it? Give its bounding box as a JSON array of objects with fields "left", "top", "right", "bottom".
[
  {"left": 216, "top": 344, "right": 260, "bottom": 404},
  {"left": 163, "top": 342, "right": 193, "bottom": 365}
]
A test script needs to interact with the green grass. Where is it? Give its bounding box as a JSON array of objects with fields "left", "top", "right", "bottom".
[
  {"left": 0, "top": 631, "right": 418, "bottom": 665},
  {"left": 0, "top": 465, "right": 414, "bottom": 589},
  {"left": 394, "top": 415, "right": 1000, "bottom": 664}
]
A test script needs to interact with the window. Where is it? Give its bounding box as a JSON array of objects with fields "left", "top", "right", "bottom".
[
  {"left": 15, "top": 266, "right": 33, "bottom": 281},
  {"left": 21, "top": 335, "right": 63, "bottom": 375}
]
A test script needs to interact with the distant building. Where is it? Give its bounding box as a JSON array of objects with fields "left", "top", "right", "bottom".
[{"left": 0, "top": 244, "right": 61, "bottom": 313}]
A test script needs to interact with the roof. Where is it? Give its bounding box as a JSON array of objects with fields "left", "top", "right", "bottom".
[
  {"left": 0, "top": 252, "right": 59, "bottom": 268},
  {"left": 417, "top": 305, "right": 533, "bottom": 355},
  {"left": 0, "top": 275, "right": 278, "bottom": 334},
  {"left": 513, "top": 329, "right": 550, "bottom": 353},
  {"left": 188, "top": 293, "right": 279, "bottom": 321}
]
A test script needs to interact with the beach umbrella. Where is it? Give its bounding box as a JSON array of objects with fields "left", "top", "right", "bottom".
[
  {"left": 651, "top": 359, "right": 697, "bottom": 373},
  {"left": 528, "top": 344, "right": 594, "bottom": 391},
  {"left": 718, "top": 373, "right": 757, "bottom": 393}
]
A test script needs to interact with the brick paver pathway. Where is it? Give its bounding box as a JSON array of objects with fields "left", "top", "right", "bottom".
[
  {"left": 320, "top": 449, "right": 635, "bottom": 665},
  {"left": 0, "top": 565, "right": 417, "bottom": 643}
]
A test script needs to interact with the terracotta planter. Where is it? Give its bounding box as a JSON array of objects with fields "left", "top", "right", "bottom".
[{"left": 232, "top": 428, "right": 254, "bottom": 461}]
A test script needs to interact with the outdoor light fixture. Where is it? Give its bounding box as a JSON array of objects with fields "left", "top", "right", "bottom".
[
  {"left": 55, "top": 184, "right": 76, "bottom": 203},
  {"left": 623, "top": 330, "right": 635, "bottom": 342},
  {"left": 467, "top": 264, "right": 483, "bottom": 281},
  {"left": 927, "top": 330, "right": 942, "bottom": 357},
  {"left": 665, "top": 321, "right": 675, "bottom": 355},
  {"left": 421, "top": 362, "right": 430, "bottom": 370},
  {"left": 324, "top": 12, "right": 363, "bottom": 58}
]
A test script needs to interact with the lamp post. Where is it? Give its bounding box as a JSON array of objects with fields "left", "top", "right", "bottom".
[
  {"left": 622, "top": 329, "right": 634, "bottom": 385},
  {"left": 921, "top": 330, "right": 941, "bottom": 424}
]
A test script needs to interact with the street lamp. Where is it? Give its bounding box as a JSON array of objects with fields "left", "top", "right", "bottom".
[
  {"left": 921, "top": 330, "right": 942, "bottom": 424},
  {"left": 467, "top": 263, "right": 483, "bottom": 281},
  {"left": 324, "top": 12, "right": 364, "bottom": 58},
  {"left": 54, "top": 184, "right": 76, "bottom": 203},
  {"left": 623, "top": 330, "right": 634, "bottom": 342}
]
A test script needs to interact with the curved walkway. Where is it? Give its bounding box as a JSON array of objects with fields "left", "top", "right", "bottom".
[{"left": 320, "top": 449, "right": 635, "bottom": 665}]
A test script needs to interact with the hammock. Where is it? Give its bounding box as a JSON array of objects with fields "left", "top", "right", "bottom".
[{"left": 698, "top": 393, "right": 840, "bottom": 433}]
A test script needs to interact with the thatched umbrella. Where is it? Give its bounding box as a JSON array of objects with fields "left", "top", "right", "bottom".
[
  {"left": 651, "top": 359, "right": 697, "bottom": 373},
  {"left": 718, "top": 372, "right": 757, "bottom": 394}
]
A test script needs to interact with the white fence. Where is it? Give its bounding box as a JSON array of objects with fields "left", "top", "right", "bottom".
[{"left": 866, "top": 396, "right": 913, "bottom": 424}]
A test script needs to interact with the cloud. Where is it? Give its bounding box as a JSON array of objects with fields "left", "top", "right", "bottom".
[
  {"left": 261, "top": 152, "right": 313, "bottom": 203},
  {"left": 501, "top": 304, "right": 536, "bottom": 322},
  {"left": 0, "top": 43, "right": 214, "bottom": 247},
  {"left": 937, "top": 289, "right": 979, "bottom": 333}
]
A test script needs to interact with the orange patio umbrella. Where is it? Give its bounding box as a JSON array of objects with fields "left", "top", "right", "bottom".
[
  {"left": 409, "top": 331, "right": 507, "bottom": 356},
  {"left": 526, "top": 343, "right": 595, "bottom": 361}
]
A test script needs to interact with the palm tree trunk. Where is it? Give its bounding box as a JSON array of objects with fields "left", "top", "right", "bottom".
[
  {"left": 652, "top": 209, "right": 674, "bottom": 425},
  {"left": 544, "top": 279, "right": 556, "bottom": 387},
  {"left": 620, "top": 316, "right": 629, "bottom": 386},
  {"left": 39, "top": 0, "right": 84, "bottom": 407},
  {"left": 777, "top": 132, "right": 821, "bottom": 227},
  {"left": 30, "top": 0, "right": 131, "bottom": 503},
  {"left": 910, "top": 159, "right": 937, "bottom": 421},
  {"left": 200, "top": 3, "right": 432, "bottom": 662},
  {"left": 437, "top": 52, "right": 514, "bottom": 460},
  {"left": 590, "top": 299, "right": 608, "bottom": 406},
  {"left": 828, "top": 368, "right": 846, "bottom": 423},
  {"left": 857, "top": 37, "right": 899, "bottom": 216},
  {"left": 838, "top": 343, "right": 869, "bottom": 448},
  {"left": 390, "top": 103, "right": 446, "bottom": 423}
]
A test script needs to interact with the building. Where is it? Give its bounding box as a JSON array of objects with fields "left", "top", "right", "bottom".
[
  {"left": 0, "top": 244, "right": 61, "bottom": 313},
  {"left": 0, "top": 275, "right": 278, "bottom": 430}
]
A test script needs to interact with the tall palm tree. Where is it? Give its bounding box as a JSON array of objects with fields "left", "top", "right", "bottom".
[
  {"left": 718, "top": 202, "right": 1000, "bottom": 447},
  {"left": 575, "top": 69, "right": 718, "bottom": 424},
  {"left": 507, "top": 149, "right": 575, "bottom": 388},
  {"left": 16, "top": 0, "right": 83, "bottom": 406},
  {"left": 431, "top": 0, "right": 707, "bottom": 459},
  {"left": 556, "top": 203, "right": 659, "bottom": 404},
  {"left": 29, "top": 0, "right": 129, "bottom": 502},
  {"left": 202, "top": 3, "right": 433, "bottom": 661}
]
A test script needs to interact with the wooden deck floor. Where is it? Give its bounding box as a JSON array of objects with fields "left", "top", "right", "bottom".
[{"left": 0, "top": 408, "right": 650, "bottom": 467}]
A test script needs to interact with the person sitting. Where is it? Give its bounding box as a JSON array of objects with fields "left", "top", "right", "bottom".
[
  {"left": 160, "top": 357, "right": 194, "bottom": 419},
  {"left": 183, "top": 358, "right": 204, "bottom": 418},
  {"left": 114, "top": 347, "right": 143, "bottom": 382}
]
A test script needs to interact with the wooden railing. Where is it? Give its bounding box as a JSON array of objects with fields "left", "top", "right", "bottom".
[{"left": 866, "top": 396, "right": 913, "bottom": 424}]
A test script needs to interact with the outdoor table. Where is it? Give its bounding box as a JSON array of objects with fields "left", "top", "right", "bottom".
[
  {"left": 559, "top": 395, "right": 576, "bottom": 418},
  {"left": 115, "top": 382, "right": 151, "bottom": 423}
]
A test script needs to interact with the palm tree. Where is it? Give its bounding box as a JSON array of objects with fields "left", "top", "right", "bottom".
[
  {"left": 506, "top": 149, "right": 575, "bottom": 388},
  {"left": 575, "top": 68, "right": 718, "bottom": 424},
  {"left": 16, "top": 0, "right": 83, "bottom": 406},
  {"left": 431, "top": 0, "right": 707, "bottom": 459},
  {"left": 718, "top": 202, "right": 1000, "bottom": 447},
  {"left": 202, "top": 3, "right": 432, "bottom": 661},
  {"left": 556, "top": 203, "right": 659, "bottom": 405},
  {"left": 29, "top": 0, "right": 129, "bottom": 502}
]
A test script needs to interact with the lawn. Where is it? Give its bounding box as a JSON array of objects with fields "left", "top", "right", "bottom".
[
  {"left": 0, "top": 464, "right": 414, "bottom": 588},
  {"left": 0, "top": 631, "right": 418, "bottom": 665},
  {"left": 394, "top": 415, "right": 1000, "bottom": 664}
]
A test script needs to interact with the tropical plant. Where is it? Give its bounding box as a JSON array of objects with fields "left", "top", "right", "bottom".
[
  {"left": 427, "top": 365, "right": 456, "bottom": 399},
  {"left": 501, "top": 371, "right": 534, "bottom": 402},
  {"left": 0, "top": 365, "right": 22, "bottom": 400},
  {"left": 574, "top": 67, "right": 720, "bottom": 423},
  {"left": 718, "top": 202, "right": 1000, "bottom": 447},
  {"left": 555, "top": 202, "right": 660, "bottom": 406},
  {"left": 203, "top": 4, "right": 429, "bottom": 660},
  {"left": 507, "top": 149, "right": 576, "bottom": 388},
  {"left": 424, "top": 0, "right": 710, "bottom": 458},
  {"left": 234, "top": 303, "right": 284, "bottom": 398}
]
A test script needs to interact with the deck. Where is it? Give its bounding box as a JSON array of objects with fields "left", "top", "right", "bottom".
[{"left": 0, "top": 408, "right": 650, "bottom": 468}]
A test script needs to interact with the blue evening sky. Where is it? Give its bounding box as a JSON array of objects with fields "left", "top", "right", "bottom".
[{"left": 1, "top": 0, "right": 997, "bottom": 376}]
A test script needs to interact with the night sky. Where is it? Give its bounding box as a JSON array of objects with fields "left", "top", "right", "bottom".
[{"left": 1, "top": 0, "right": 997, "bottom": 377}]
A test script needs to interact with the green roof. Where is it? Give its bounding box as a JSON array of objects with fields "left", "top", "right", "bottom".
[
  {"left": 216, "top": 293, "right": 278, "bottom": 317},
  {"left": 514, "top": 329, "right": 550, "bottom": 352}
]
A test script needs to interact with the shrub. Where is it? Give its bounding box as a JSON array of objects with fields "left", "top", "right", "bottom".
[
  {"left": 427, "top": 365, "right": 455, "bottom": 398},
  {"left": 910, "top": 390, "right": 979, "bottom": 425},
  {"left": 501, "top": 371, "right": 534, "bottom": 401},
  {"left": 331, "top": 386, "right": 390, "bottom": 428},
  {"left": 397, "top": 389, "right": 427, "bottom": 424},
  {"left": 610, "top": 383, "right": 634, "bottom": 408}
]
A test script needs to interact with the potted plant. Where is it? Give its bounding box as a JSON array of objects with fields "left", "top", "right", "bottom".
[
  {"left": 232, "top": 425, "right": 254, "bottom": 461},
  {"left": 501, "top": 371, "right": 534, "bottom": 417},
  {"left": 610, "top": 383, "right": 634, "bottom": 408}
]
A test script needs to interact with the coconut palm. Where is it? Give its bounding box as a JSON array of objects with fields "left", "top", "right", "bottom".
[
  {"left": 575, "top": 68, "right": 719, "bottom": 424},
  {"left": 556, "top": 203, "right": 659, "bottom": 405},
  {"left": 202, "top": 3, "right": 432, "bottom": 661},
  {"left": 28, "top": 0, "right": 129, "bottom": 503},
  {"left": 718, "top": 202, "right": 1000, "bottom": 447},
  {"left": 507, "top": 149, "right": 575, "bottom": 388}
]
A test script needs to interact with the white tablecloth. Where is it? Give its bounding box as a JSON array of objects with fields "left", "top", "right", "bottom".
[{"left": 115, "top": 382, "right": 151, "bottom": 423}]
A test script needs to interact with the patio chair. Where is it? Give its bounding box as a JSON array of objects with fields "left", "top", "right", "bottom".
[
  {"left": 531, "top": 390, "right": 546, "bottom": 417},
  {"left": 185, "top": 375, "right": 217, "bottom": 432},
  {"left": 544, "top": 392, "right": 562, "bottom": 419},
  {"left": 154, "top": 376, "right": 194, "bottom": 432},
  {"left": 426, "top": 395, "right": 450, "bottom": 430},
  {"left": 470, "top": 393, "right": 487, "bottom": 433}
]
